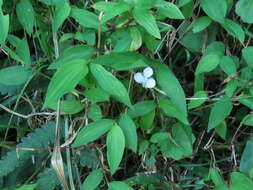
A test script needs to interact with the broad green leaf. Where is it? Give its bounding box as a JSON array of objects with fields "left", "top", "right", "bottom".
[
  {"left": 236, "top": 0, "right": 253, "bottom": 23},
  {"left": 53, "top": 1, "right": 70, "bottom": 32},
  {"left": 209, "top": 168, "right": 224, "bottom": 186},
  {"left": 150, "top": 132, "right": 169, "bottom": 143},
  {"left": 16, "top": 0, "right": 35, "bottom": 35},
  {"left": 72, "top": 119, "right": 115, "bottom": 147},
  {"left": 240, "top": 138, "right": 253, "bottom": 175},
  {"left": 180, "top": 30, "right": 204, "bottom": 52},
  {"left": 135, "top": 0, "right": 154, "bottom": 9},
  {"left": 107, "top": 124, "right": 125, "bottom": 175},
  {"left": 159, "top": 98, "right": 189, "bottom": 125},
  {"left": 38, "top": 0, "right": 65, "bottom": 5},
  {"left": 16, "top": 38, "right": 31, "bottom": 67},
  {"left": 71, "top": 7, "right": 100, "bottom": 30},
  {"left": 200, "top": 0, "right": 227, "bottom": 23},
  {"left": 192, "top": 16, "right": 212, "bottom": 33},
  {"left": 81, "top": 169, "right": 103, "bottom": 190},
  {"left": 90, "top": 64, "right": 132, "bottom": 107},
  {"left": 242, "top": 46, "right": 253, "bottom": 68},
  {"left": 225, "top": 79, "right": 238, "bottom": 97},
  {"left": 93, "top": 1, "right": 131, "bottom": 23},
  {"left": 0, "top": 10, "right": 9, "bottom": 45},
  {"left": 119, "top": 114, "right": 138, "bottom": 152},
  {"left": 93, "top": 52, "right": 147, "bottom": 70},
  {"left": 49, "top": 45, "right": 94, "bottom": 69},
  {"left": 130, "top": 27, "right": 142, "bottom": 51},
  {"left": 156, "top": 1, "right": 185, "bottom": 19},
  {"left": 208, "top": 96, "right": 233, "bottom": 131},
  {"left": 0, "top": 66, "right": 32, "bottom": 85},
  {"left": 88, "top": 104, "right": 102, "bottom": 121},
  {"left": 205, "top": 41, "right": 225, "bottom": 56},
  {"left": 230, "top": 172, "right": 253, "bottom": 190},
  {"left": 109, "top": 181, "right": 134, "bottom": 190},
  {"left": 215, "top": 122, "right": 227, "bottom": 140},
  {"left": 188, "top": 91, "right": 207, "bottom": 109},
  {"left": 49, "top": 99, "right": 84, "bottom": 114},
  {"left": 140, "top": 110, "right": 155, "bottom": 130},
  {"left": 43, "top": 59, "right": 88, "bottom": 108},
  {"left": 242, "top": 114, "right": 253, "bottom": 126},
  {"left": 178, "top": 0, "right": 192, "bottom": 7},
  {"left": 195, "top": 54, "right": 220, "bottom": 75},
  {"left": 84, "top": 87, "right": 110, "bottom": 103},
  {"left": 220, "top": 56, "right": 237, "bottom": 75},
  {"left": 214, "top": 184, "right": 229, "bottom": 190},
  {"left": 133, "top": 8, "right": 161, "bottom": 39},
  {"left": 221, "top": 19, "right": 245, "bottom": 43},
  {"left": 151, "top": 62, "right": 187, "bottom": 116},
  {"left": 127, "top": 100, "right": 156, "bottom": 118}
]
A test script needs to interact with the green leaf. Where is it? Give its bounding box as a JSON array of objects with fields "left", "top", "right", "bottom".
[
  {"left": 16, "top": 184, "right": 36, "bottom": 190},
  {"left": 81, "top": 169, "right": 104, "bottom": 190},
  {"left": 178, "top": 0, "right": 192, "bottom": 7},
  {"left": 209, "top": 168, "right": 224, "bottom": 186},
  {"left": 16, "top": 38, "right": 31, "bottom": 67},
  {"left": 240, "top": 138, "right": 253, "bottom": 175},
  {"left": 71, "top": 7, "right": 100, "bottom": 30},
  {"left": 0, "top": 66, "right": 32, "bottom": 85},
  {"left": 159, "top": 98, "right": 189, "bottom": 125},
  {"left": 53, "top": 1, "right": 70, "bottom": 32},
  {"left": 156, "top": 2, "right": 185, "bottom": 19},
  {"left": 242, "top": 46, "right": 253, "bottom": 68},
  {"left": 0, "top": 10, "right": 9, "bottom": 45},
  {"left": 242, "top": 114, "right": 253, "bottom": 126},
  {"left": 107, "top": 124, "right": 125, "bottom": 175},
  {"left": 200, "top": 0, "right": 227, "bottom": 23},
  {"left": 72, "top": 119, "right": 115, "bottom": 147},
  {"left": 88, "top": 104, "right": 102, "bottom": 121},
  {"left": 133, "top": 8, "right": 161, "bottom": 39},
  {"left": 93, "top": 52, "right": 147, "bottom": 70},
  {"left": 220, "top": 56, "right": 237, "bottom": 75},
  {"left": 188, "top": 91, "right": 207, "bottom": 109},
  {"left": 140, "top": 110, "right": 155, "bottom": 130},
  {"left": 205, "top": 41, "right": 225, "bottom": 56},
  {"left": 221, "top": 19, "right": 245, "bottom": 43},
  {"left": 90, "top": 64, "right": 132, "bottom": 107},
  {"left": 49, "top": 99, "right": 84, "bottom": 114},
  {"left": 192, "top": 16, "right": 212, "bottom": 33},
  {"left": 109, "top": 181, "right": 134, "bottom": 190},
  {"left": 195, "top": 54, "right": 220, "bottom": 75},
  {"left": 38, "top": 0, "right": 65, "bottom": 5},
  {"left": 151, "top": 62, "right": 187, "bottom": 116},
  {"left": 16, "top": 0, "right": 35, "bottom": 35},
  {"left": 130, "top": 27, "right": 142, "bottom": 51},
  {"left": 230, "top": 172, "right": 253, "bottom": 190},
  {"left": 84, "top": 87, "right": 110, "bottom": 103},
  {"left": 93, "top": 1, "right": 131, "bottom": 23},
  {"left": 43, "top": 59, "right": 88, "bottom": 108},
  {"left": 236, "top": 0, "right": 253, "bottom": 23},
  {"left": 208, "top": 96, "right": 233, "bottom": 131},
  {"left": 127, "top": 100, "right": 156, "bottom": 118},
  {"left": 119, "top": 114, "right": 138, "bottom": 152},
  {"left": 49, "top": 45, "right": 95, "bottom": 69}
]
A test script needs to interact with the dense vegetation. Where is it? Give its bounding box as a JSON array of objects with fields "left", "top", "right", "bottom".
[{"left": 1, "top": 0, "right": 253, "bottom": 189}]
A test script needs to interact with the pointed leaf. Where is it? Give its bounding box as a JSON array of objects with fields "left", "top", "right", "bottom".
[
  {"left": 0, "top": 10, "right": 9, "bottom": 45},
  {"left": 81, "top": 169, "right": 104, "bottom": 190},
  {"left": 195, "top": 54, "right": 220, "bottom": 75},
  {"left": 53, "top": 1, "right": 71, "bottom": 32},
  {"left": 109, "top": 181, "right": 134, "bottom": 190},
  {"left": 221, "top": 19, "right": 245, "bottom": 43}
]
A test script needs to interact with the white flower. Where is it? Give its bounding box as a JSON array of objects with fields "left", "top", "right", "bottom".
[{"left": 134, "top": 67, "right": 156, "bottom": 88}]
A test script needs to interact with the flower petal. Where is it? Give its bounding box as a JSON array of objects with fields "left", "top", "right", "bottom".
[
  {"left": 143, "top": 67, "right": 153, "bottom": 78},
  {"left": 144, "top": 78, "right": 156, "bottom": 88},
  {"left": 134, "top": 72, "right": 144, "bottom": 84}
]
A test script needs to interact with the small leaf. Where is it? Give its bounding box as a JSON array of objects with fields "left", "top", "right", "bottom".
[
  {"left": 119, "top": 114, "right": 138, "bottom": 152},
  {"left": 230, "top": 172, "right": 253, "bottom": 190},
  {"left": 0, "top": 10, "right": 9, "bottom": 45},
  {"left": 127, "top": 100, "right": 156, "bottom": 118},
  {"left": 240, "top": 138, "right": 253, "bottom": 175},
  {"left": 109, "top": 181, "right": 134, "bottom": 190},
  {"left": 242, "top": 46, "right": 253, "bottom": 68},
  {"left": 107, "top": 124, "right": 125, "bottom": 175},
  {"left": 16, "top": 0, "right": 35, "bottom": 35},
  {"left": 133, "top": 8, "right": 161, "bottom": 39},
  {"left": 81, "top": 169, "right": 103, "bottom": 190},
  {"left": 221, "top": 19, "right": 245, "bottom": 43},
  {"left": 44, "top": 59, "right": 88, "bottom": 108},
  {"left": 90, "top": 64, "right": 132, "bottom": 107},
  {"left": 209, "top": 168, "right": 224, "bottom": 186},
  {"left": 0, "top": 66, "right": 32, "bottom": 85},
  {"left": 130, "top": 27, "right": 142, "bottom": 51},
  {"left": 16, "top": 38, "right": 31, "bottom": 67},
  {"left": 53, "top": 1, "right": 71, "bottom": 32},
  {"left": 72, "top": 119, "right": 115, "bottom": 147},
  {"left": 200, "top": 0, "right": 227, "bottom": 23},
  {"left": 156, "top": 1, "right": 185, "bottom": 19},
  {"left": 188, "top": 91, "right": 208, "bottom": 109},
  {"left": 195, "top": 54, "right": 220, "bottom": 75},
  {"left": 220, "top": 56, "right": 237, "bottom": 75},
  {"left": 236, "top": 0, "right": 253, "bottom": 23},
  {"left": 192, "top": 16, "right": 212, "bottom": 33},
  {"left": 208, "top": 96, "right": 233, "bottom": 131}
]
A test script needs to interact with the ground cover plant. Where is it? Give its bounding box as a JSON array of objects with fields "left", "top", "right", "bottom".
[{"left": 1, "top": 0, "right": 253, "bottom": 189}]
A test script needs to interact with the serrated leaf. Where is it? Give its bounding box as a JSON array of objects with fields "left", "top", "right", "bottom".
[
  {"left": 90, "top": 64, "right": 132, "bottom": 107},
  {"left": 16, "top": 0, "right": 34, "bottom": 35},
  {"left": 133, "top": 8, "right": 161, "bottom": 39},
  {"left": 107, "top": 125, "right": 125, "bottom": 175},
  {"left": 0, "top": 10, "right": 9, "bottom": 45},
  {"left": 73, "top": 119, "right": 115, "bottom": 147},
  {"left": 119, "top": 114, "right": 138, "bottom": 152},
  {"left": 221, "top": 19, "right": 245, "bottom": 43},
  {"left": 236, "top": 0, "right": 253, "bottom": 23},
  {"left": 53, "top": 1, "right": 70, "bottom": 32},
  {"left": 192, "top": 16, "right": 212, "bottom": 33},
  {"left": 156, "top": 2, "right": 185, "bottom": 19},
  {"left": 109, "top": 181, "right": 134, "bottom": 190},
  {"left": 0, "top": 66, "right": 32, "bottom": 85},
  {"left": 81, "top": 169, "right": 104, "bottom": 190},
  {"left": 195, "top": 54, "right": 220, "bottom": 75},
  {"left": 208, "top": 96, "right": 233, "bottom": 131},
  {"left": 43, "top": 59, "right": 88, "bottom": 108},
  {"left": 188, "top": 91, "right": 207, "bottom": 109},
  {"left": 200, "top": 0, "right": 227, "bottom": 23}
]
